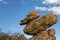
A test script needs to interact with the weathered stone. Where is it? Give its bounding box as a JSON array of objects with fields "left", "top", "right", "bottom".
[
  {"left": 47, "top": 36, "right": 56, "bottom": 40},
  {"left": 29, "top": 30, "right": 49, "bottom": 40},
  {"left": 23, "top": 14, "right": 57, "bottom": 35},
  {"left": 20, "top": 11, "right": 57, "bottom": 40},
  {"left": 36, "top": 30, "right": 48, "bottom": 36},
  {"left": 29, "top": 34, "right": 48, "bottom": 40},
  {"left": 28, "top": 30, "right": 56, "bottom": 40},
  {"left": 20, "top": 11, "right": 40, "bottom": 25},
  {"left": 48, "top": 29, "right": 56, "bottom": 36}
]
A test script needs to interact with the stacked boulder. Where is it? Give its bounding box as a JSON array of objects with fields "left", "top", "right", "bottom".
[{"left": 20, "top": 11, "right": 57, "bottom": 40}]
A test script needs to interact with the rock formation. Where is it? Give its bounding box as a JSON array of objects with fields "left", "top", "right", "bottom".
[
  {"left": 20, "top": 11, "right": 40, "bottom": 25},
  {"left": 20, "top": 11, "right": 57, "bottom": 40}
]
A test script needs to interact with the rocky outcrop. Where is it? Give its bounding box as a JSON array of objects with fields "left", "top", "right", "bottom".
[
  {"left": 29, "top": 29, "right": 56, "bottom": 40},
  {"left": 23, "top": 14, "right": 57, "bottom": 35},
  {"left": 20, "top": 11, "right": 40, "bottom": 25},
  {"left": 20, "top": 11, "right": 57, "bottom": 40}
]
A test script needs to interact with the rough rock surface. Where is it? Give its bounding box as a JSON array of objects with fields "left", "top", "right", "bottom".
[
  {"left": 20, "top": 11, "right": 57, "bottom": 40},
  {"left": 20, "top": 11, "right": 40, "bottom": 25},
  {"left": 23, "top": 14, "right": 57, "bottom": 35},
  {"left": 29, "top": 29, "right": 56, "bottom": 40}
]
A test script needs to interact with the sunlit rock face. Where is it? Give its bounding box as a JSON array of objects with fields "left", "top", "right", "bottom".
[
  {"left": 20, "top": 11, "right": 40, "bottom": 25},
  {"left": 20, "top": 11, "right": 57, "bottom": 40},
  {"left": 23, "top": 14, "right": 57, "bottom": 35},
  {"left": 29, "top": 29, "right": 56, "bottom": 40}
]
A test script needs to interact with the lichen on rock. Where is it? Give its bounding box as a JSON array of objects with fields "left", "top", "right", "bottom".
[{"left": 20, "top": 11, "right": 57, "bottom": 40}]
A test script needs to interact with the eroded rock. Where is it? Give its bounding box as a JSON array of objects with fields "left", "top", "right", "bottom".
[
  {"left": 20, "top": 11, "right": 57, "bottom": 40},
  {"left": 23, "top": 14, "right": 57, "bottom": 35},
  {"left": 20, "top": 11, "right": 40, "bottom": 25},
  {"left": 28, "top": 29, "right": 56, "bottom": 40}
]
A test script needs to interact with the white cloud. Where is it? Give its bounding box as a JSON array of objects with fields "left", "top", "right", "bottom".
[
  {"left": 48, "top": 6, "right": 60, "bottom": 15},
  {"left": 34, "top": 6, "right": 47, "bottom": 11},
  {"left": 3, "top": 1, "right": 8, "bottom": 4},
  {"left": 34, "top": 6, "right": 60, "bottom": 15},
  {"left": 0, "top": 0, "right": 8, "bottom": 4},
  {"left": 42, "top": 0, "right": 60, "bottom": 4}
]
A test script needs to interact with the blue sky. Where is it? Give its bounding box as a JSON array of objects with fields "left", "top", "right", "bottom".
[{"left": 0, "top": 0, "right": 60, "bottom": 39}]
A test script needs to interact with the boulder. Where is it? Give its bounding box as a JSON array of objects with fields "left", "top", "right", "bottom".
[
  {"left": 20, "top": 11, "right": 57, "bottom": 40},
  {"left": 23, "top": 14, "right": 57, "bottom": 35},
  {"left": 20, "top": 11, "right": 40, "bottom": 25},
  {"left": 28, "top": 29, "right": 56, "bottom": 40}
]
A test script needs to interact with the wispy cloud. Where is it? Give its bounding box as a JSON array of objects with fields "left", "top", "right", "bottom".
[
  {"left": 34, "top": 0, "right": 60, "bottom": 15},
  {"left": 34, "top": 6, "right": 60, "bottom": 15},
  {"left": 34, "top": 6, "right": 47, "bottom": 11},
  {"left": 0, "top": 0, "right": 8, "bottom": 4},
  {"left": 42, "top": 0, "right": 60, "bottom": 4},
  {"left": 48, "top": 6, "right": 60, "bottom": 15}
]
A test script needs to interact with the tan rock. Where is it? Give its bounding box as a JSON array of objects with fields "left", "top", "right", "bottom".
[
  {"left": 36, "top": 30, "right": 48, "bottom": 36},
  {"left": 48, "top": 29, "right": 56, "bottom": 36},
  {"left": 20, "top": 11, "right": 57, "bottom": 40},
  {"left": 29, "top": 30, "right": 49, "bottom": 40},
  {"left": 47, "top": 36, "right": 56, "bottom": 40},
  {"left": 23, "top": 14, "right": 57, "bottom": 35},
  {"left": 20, "top": 11, "right": 40, "bottom": 25}
]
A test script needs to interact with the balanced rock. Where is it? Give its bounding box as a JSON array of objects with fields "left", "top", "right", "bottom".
[
  {"left": 20, "top": 11, "right": 40, "bottom": 25},
  {"left": 20, "top": 11, "right": 57, "bottom": 40},
  {"left": 23, "top": 14, "right": 57, "bottom": 35}
]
